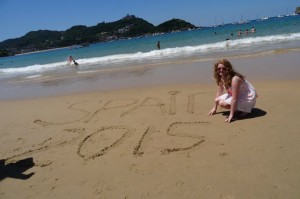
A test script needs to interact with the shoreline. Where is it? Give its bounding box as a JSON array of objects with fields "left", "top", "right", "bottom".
[
  {"left": 1, "top": 49, "right": 300, "bottom": 101},
  {"left": 14, "top": 46, "right": 69, "bottom": 56}
]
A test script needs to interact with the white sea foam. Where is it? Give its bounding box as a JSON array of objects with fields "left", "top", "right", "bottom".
[
  {"left": 0, "top": 61, "right": 67, "bottom": 74},
  {"left": 229, "top": 32, "right": 300, "bottom": 47},
  {"left": 1, "top": 32, "right": 300, "bottom": 78},
  {"left": 24, "top": 74, "right": 42, "bottom": 79}
]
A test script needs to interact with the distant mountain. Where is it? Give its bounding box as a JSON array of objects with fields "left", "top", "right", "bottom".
[
  {"left": 0, "top": 15, "right": 197, "bottom": 56},
  {"left": 0, "top": 30, "right": 63, "bottom": 54},
  {"left": 156, "top": 18, "right": 196, "bottom": 32}
]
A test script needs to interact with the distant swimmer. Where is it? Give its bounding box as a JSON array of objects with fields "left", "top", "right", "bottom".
[
  {"left": 251, "top": 27, "right": 256, "bottom": 33},
  {"left": 225, "top": 38, "right": 230, "bottom": 47},
  {"left": 68, "top": 56, "right": 74, "bottom": 64},
  {"left": 245, "top": 29, "right": 249, "bottom": 35},
  {"left": 157, "top": 41, "right": 160, "bottom": 50},
  {"left": 237, "top": 30, "right": 243, "bottom": 36},
  {"left": 67, "top": 56, "right": 78, "bottom": 66}
]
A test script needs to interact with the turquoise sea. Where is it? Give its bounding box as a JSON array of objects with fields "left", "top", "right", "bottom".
[{"left": 0, "top": 15, "right": 300, "bottom": 100}]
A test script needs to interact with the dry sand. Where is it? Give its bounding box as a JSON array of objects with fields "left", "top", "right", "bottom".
[{"left": 1, "top": 53, "right": 300, "bottom": 198}]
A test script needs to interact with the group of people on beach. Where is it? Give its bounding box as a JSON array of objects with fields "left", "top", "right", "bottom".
[
  {"left": 225, "top": 27, "right": 256, "bottom": 44},
  {"left": 237, "top": 26, "right": 256, "bottom": 36}
]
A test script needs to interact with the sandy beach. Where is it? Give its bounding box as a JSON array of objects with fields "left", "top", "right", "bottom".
[{"left": 1, "top": 51, "right": 300, "bottom": 199}]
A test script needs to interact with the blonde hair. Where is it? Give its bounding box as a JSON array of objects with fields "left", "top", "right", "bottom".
[{"left": 213, "top": 59, "right": 244, "bottom": 88}]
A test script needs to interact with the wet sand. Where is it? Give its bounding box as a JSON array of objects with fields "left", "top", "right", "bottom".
[
  {"left": 1, "top": 50, "right": 300, "bottom": 198},
  {"left": 1, "top": 49, "right": 300, "bottom": 100}
]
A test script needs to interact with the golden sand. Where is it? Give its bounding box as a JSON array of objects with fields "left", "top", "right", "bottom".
[{"left": 1, "top": 52, "right": 300, "bottom": 198}]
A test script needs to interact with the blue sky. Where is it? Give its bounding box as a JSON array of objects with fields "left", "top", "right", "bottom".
[{"left": 0, "top": 0, "right": 299, "bottom": 42}]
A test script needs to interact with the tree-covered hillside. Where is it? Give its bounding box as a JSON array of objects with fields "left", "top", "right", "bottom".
[
  {"left": 0, "top": 15, "right": 197, "bottom": 55},
  {"left": 156, "top": 18, "right": 196, "bottom": 32}
]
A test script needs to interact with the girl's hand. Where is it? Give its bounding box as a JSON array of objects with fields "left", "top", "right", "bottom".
[
  {"left": 208, "top": 108, "right": 216, "bottom": 116},
  {"left": 225, "top": 114, "right": 234, "bottom": 123}
]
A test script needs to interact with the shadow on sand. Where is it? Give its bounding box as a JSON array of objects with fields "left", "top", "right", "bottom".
[
  {"left": 0, "top": 157, "right": 35, "bottom": 181},
  {"left": 219, "top": 108, "right": 267, "bottom": 122}
]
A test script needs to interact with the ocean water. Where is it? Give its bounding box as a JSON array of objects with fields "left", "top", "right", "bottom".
[{"left": 0, "top": 15, "right": 300, "bottom": 99}]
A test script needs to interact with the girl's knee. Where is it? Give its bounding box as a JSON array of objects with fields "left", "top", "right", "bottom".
[
  {"left": 214, "top": 97, "right": 220, "bottom": 104},
  {"left": 219, "top": 100, "right": 230, "bottom": 108},
  {"left": 215, "top": 97, "right": 230, "bottom": 109}
]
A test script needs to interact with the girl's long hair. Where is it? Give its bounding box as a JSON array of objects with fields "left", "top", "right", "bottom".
[{"left": 213, "top": 59, "right": 244, "bottom": 88}]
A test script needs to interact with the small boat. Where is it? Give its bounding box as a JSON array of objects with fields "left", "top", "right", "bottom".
[{"left": 69, "top": 44, "right": 84, "bottom": 50}]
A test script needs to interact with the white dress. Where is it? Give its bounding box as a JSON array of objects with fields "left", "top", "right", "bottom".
[{"left": 218, "top": 80, "right": 257, "bottom": 113}]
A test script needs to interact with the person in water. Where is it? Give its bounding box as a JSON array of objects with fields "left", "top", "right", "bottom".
[
  {"left": 68, "top": 56, "right": 74, "bottom": 63},
  {"left": 68, "top": 56, "right": 78, "bottom": 66},
  {"left": 208, "top": 59, "right": 257, "bottom": 123},
  {"left": 157, "top": 41, "right": 161, "bottom": 50},
  {"left": 73, "top": 60, "right": 78, "bottom": 65}
]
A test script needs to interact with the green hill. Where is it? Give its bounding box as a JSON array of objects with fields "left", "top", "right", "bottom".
[
  {"left": 0, "top": 15, "right": 197, "bottom": 56},
  {"left": 156, "top": 18, "right": 196, "bottom": 32}
]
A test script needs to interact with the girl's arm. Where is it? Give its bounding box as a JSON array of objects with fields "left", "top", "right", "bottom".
[
  {"left": 208, "top": 83, "right": 224, "bottom": 115},
  {"left": 225, "top": 76, "right": 242, "bottom": 122}
]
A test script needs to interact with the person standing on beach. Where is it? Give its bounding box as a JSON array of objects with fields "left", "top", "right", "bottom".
[
  {"left": 157, "top": 41, "right": 160, "bottom": 50},
  {"left": 208, "top": 59, "right": 257, "bottom": 123}
]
